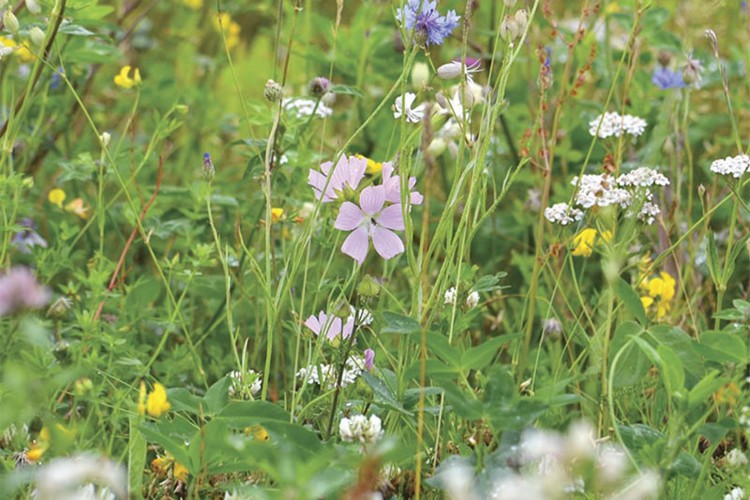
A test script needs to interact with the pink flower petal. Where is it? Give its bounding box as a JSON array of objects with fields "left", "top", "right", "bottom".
[
  {"left": 342, "top": 316, "right": 355, "bottom": 339},
  {"left": 304, "top": 312, "right": 323, "bottom": 334},
  {"left": 325, "top": 316, "right": 343, "bottom": 341},
  {"left": 335, "top": 202, "right": 364, "bottom": 231},
  {"left": 372, "top": 227, "right": 404, "bottom": 260},
  {"left": 377, "top": 204, "right": 405, "bottom": 230},
  {"left": 341, "top": 226, "right": 370, "bottom": 265},
  {"left": 359, "top": 186, "right": 385, "bottom": 215},
  {"left": 348, "top": 156, "right": 367, "bottom": 187},
  {"left": 308, "top": 169, "right": 330, "bottom": 201}
]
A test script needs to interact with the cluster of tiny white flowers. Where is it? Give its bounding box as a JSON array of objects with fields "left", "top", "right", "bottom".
[
  {"left": 228, "top": 369, "right": 262, "bottom": 399},
  {"left": 282, "top": 98, "right": 333, "bottom": 118},
  {"left": 616, "top": 166, "right": 670, "bottom": 188},
  {"left": 725, "top": 487, "right": 746, "bottom": 500},
  {"left": 572, "top": 174, "right": 632, "bottom": 209},
  {"left": 296, "top": 355, "right": 365, "bottom": 389},
  {"left": 589, "top": 112, "right": 647, "bottom": 139},
  {"left": 544, "top": 202, "right": 584, "bottom": 225},
  {"left": 710, "top": 154, "right": 750, "bottom": 179},
  {"left": 637, "top": 200, "right": 662, "bottom": 225},
  {"left": 339, "top": 414, "right": 384, "bottom": 445}
]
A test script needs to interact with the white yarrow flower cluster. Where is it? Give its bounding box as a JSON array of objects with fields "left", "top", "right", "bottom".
[
  {"left": 544, "top": 202, "right": 584, "bottom": 225},
  {"left": 296, "top": 355, "right": 366, "bottom": 389},
  {"left": 572, "top": 174, "right": 632, "bottom": 209},
  {"left": 616, "top": 166, "right": 670, "bottom": 187},
  {"left": 589, "top": 112, "right": 647, "bottom": 139},
  {"left": 710, "top": 154, "right": 750, "bottom": 179},
  {"left": 283, "top": 98, "right": 333, "bottom": 118},
  {"left": 228, "top": 369, "right": 262, "bottom": 399},
  {"left": 339, "top": 414, "right": 384, "bottom": 445}
]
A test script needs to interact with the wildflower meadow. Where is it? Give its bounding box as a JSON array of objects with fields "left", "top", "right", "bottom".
[{"left": 2, "top": 0, "right": 750, "bottom": 498}]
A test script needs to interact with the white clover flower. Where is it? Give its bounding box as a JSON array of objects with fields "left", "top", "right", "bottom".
[
  {"left": 726, "top": 449, "right": 748, "bottom": 468},
  {"left": 466, "top": 291, "right": 480, "bottom": 308},
  {"left": 710, "top": 154, "right": 750, "bottom": 178},
  {"left": 572, "top": 174, "right": 632, "bottom": 209},
  {"left": 297, "top": 355, "right": 366, "bottom": 389},
  {"left": 616, "top": 167, "right": 670, "bottom": 188},
  {"left": 228, "top": 369, "right": 262, "bottom": 399},
  {"left": 726, "top": 487, "right": 746, "bottom": 500},
  {"left": 544, "top": 202, "right": 584, "bottom": 225},
  {"left": 444, "top": 287, "right": 457, "bottom": 305},
  {"left": 589, "top": 112, "right": 647, "bottom": 139},
  {"left": 34, "top": 454, "right": 126, "bottom": 500},
  {"left": 393, "top": 92, "right": 426, "bottom": 123},
  {"left": 339, "top": 414, "right": 384, "bottom": 445},
  {"left": 282, "top": 97, "right": 333, "bottom": 118}
]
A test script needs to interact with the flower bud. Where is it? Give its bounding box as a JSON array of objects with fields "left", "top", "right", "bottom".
[
  {"left": 100, "top": 132, "right": 111, "bottom": 147},
  {"left": 263, "top": 79, "right": 283, "bottom": 103},
  {"left": 466, "top": 291, "right": 480, "bottom": 308},
  {"left": 437, "top": 61, "right": 462, "bottom": 80},
  {"left": 514, "top": 9, "right": 529, "bottom": 35},
  {"left": 4, "top": 9, "right": 19, "bottom": 34},
  {"left": 308, "top": 76, "right": 330, "bottom": 98},
  {"left": 427, "top": 137, "right": 446, "bottom": 157},
  {"left": 500, "top": 15, "right": 518, "bottom": 41},
  {"left": 29, "top": 26, "right": 44, "bottom": 47},
  {"left": 202, "top": 152, "right": 215, "bottom": 181},
  {"left": 411, "top": 61, "right": 430, "bottom": 90},
  {"left": 682, "top": 57, "right": 703, "bottom": 88},
  {"left": 25, "top": 0, "right": 41, "bottom": 14}
]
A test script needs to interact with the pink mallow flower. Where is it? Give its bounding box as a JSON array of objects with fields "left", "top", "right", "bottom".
[
  {"left": 308, "top": 154, "right": 367, "bottom": 203},
  {"left": 305, "top": 311, "right": 354, "bottom": 341},
  {"left": 381, "top": 162, "right": 423, "bottom": 206},
  {"left": 0, "top": 266, "right": 51, "bottom": 316},
  {"left": 335, "top": 186, "right": 405, "bottom": 264},
  {"left": 364, "top": 348, "right": 375, "bottom": 370}
]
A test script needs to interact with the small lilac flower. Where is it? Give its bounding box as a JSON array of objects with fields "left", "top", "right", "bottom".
[
  {"left": 651, "top": 67, "right": 685, "bottom": 90},
  {"left": 308, "top": 154, "right": 367, "bottom": 203},
  {"left": 335, "top": 186, "right": 405, "bottom": 264},
  {"left": 381, "top": 162, "right": 423, "bottom": 205},
  {"left": 0, "top": 266, "right": 51, "bottom": 316},
  {"left": 393, "top": 93, "right": 426, "bottom": 123},
  {"left": 364, "top": 348, "right": 375, "bottom": 371},
  {"left": 202, "top": 152, "right": 215, "bottom": 180},
  {"left": 396, "top": 0, "right": 460, "bottom": 47},
  {"left": 305, "top": 311, "right": 355, "bottom": 342},
  {"left": 12, "top": 218, "right": 47, "bottom": 254}
]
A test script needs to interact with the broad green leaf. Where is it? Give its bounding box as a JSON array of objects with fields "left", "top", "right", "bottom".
[
  {"left": 381, "top": 312, "right": 421, "bottom": 335},
  {"left": 614, "top": 278, "right": 647, "bottom": 325},
  {"left": 696, "top": 332, "right": 747, "bottom": 364},
  {"left": 656, "top": 345, "right": 685, "bottom": 395},
  {"left": 362, "top": 372, "right": 412, "bottom": 416},
  {"left": 461, "top": 337, "right": 503, "bottom": 371},
  {"left": 203, "top": 376, "right": 232, "bottom": 416}
]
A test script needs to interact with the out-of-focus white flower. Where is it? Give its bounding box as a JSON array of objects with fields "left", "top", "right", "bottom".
[
  {"left": 438, "top": 460, "right": 478, "bottom": 500},
  {"left": 33, "top": 454, "right": 126, "bottom": 500},
  {"left": 544, "top": 202, "right": 583, "bottom": 225},
  {"left": 466, "top": 291, "right": 480, "bottom": 308},
  {"left": 339, "top": 414, "right": 383, "bottom": 445},
  {"left": 297, "top": 355, "right": 366, "bottom": 389},
  {"left": 616, "top": 167, "right": 670, "bottom": 188},
  {"left": 393, "top": 92, "right": 426, "bottom": 123},
  {"left": 282, "top": 97, "right": 333, "bottom": 119},
  {"left": 228, "top": 369, "right": 262, "bottom": 399},
  {"left": 726, "top": 449, "right": 748, "bottom": 468},
  {"left": 26, "top": 0, "right": 42, "bottom": 14},
  {"left": 444, "top": 287, "right": 457, "bottom": 305},
  {"left": 350, "top": 306, "right": 374, "bottom": 326},
  {"left": 725, "top": 487, "right": 746, "bottom": 500},
  {"left": 589, "top": 112, "right": 647, "bottom": 139},
  {"left": 710, "top": 154, "right": 750, "bottom": 179}
]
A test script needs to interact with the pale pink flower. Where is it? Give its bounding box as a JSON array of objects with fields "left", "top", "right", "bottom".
[{"left": 308, "top": 154, "right": 367, "bottom": 203}]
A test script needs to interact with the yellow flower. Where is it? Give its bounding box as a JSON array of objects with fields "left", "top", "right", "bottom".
[
  {"left": 114, "top": 65, "right": 142, "bottom": 89},
  {"left": 151, "top": 453, "right": 189, "bottom": 482},
  {"left": 244, "top": 424, "right": 270, "bottom": 442},
  {"left": 137, "top": 381, "right": 147, "bottom": 416},
  {"left": 173, "top": 461, "right": 189, "bottom": 482},
  {"left": 605, "top": 2, "right": 621, "bottom": 15},
  {"left": 356, "top": 154, "right": 383, "bottom": 175},
  {"left": 0, "top": 36, "right": 33, "bottom": 62},
  {"left": 714, "top": 382, "right": 740, "bottom": 406},
  {"left": 571, "top": 228, "right": 612, "bottom": 257},
  {"left": 640, "top": 271, "right": 676, "bottom": 318},
  {"left": 183, "top": 0, "right": 203, "bottom": 9},
  {"left": 26, "top": 426, "right": 52, "bottom": 462},
  {"left": 271, "top": 207, "right": 284, "bottom": 223},
  {"left": 214, "top": 13, "right": 241, "bottom": 50},
  {"left": 48, "top": 188, "right": 66, "bottom": 207},
  {"left": 146, "top": 382, "right": 171, "bottom": 417},
  {"left": 65, "top": 198, "right": 89, "bottom": 219}
]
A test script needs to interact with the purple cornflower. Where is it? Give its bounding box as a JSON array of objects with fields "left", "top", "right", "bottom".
[
  {"left": 364, "top": 348, "right": 375, "bottom": 370},
  {"left": 202, "top": 152, "right": 215, "bottom": 180},
  {"left": 308, "top": 154, "right": 367, "bottom": 203},
  {"left": 381, "top": 162, "right": 423, "bottom": 206},
  {"left": 335, "top": 186, "right": 405, "bottom": 264},
  {"left": 0, "top": 266, "right": 51, "bottom": 316},
  {"left": 305, "top": 311, "right": 354, "bottom": 342},
  {"left": 12, "top": 218, "right": 47, "bottom": 254},
  {"left": 651, "top": 66, "right": 685, "bottom": 90},
  {"left": 396, "top": 0, "right": 460, "bottom": 47}
]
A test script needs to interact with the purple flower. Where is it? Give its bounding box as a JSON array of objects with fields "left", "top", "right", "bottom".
[
  {"left": 396, "top": 0, "right": 460, "bottom": 47},
  {"left": 364, "top": 348, "right": 375, "bottom": 371},
  {"left": 652, "top": 67, "right": 685, "bottom": 90},
  {"left": 335, "top": 186, "right": 405, "bottom": 264},
  {"left": 305, "top": 311, "right": 355, "bottom": 341},
  {"left": 381, "top": 162, "right": 423, "bottom": 206},
  {"left": 0, "top": 266, "right": 51, "bottom": 316},
  {"left": 12, "top": 218, "right": 47, "bottom": 254},
  {"left": 308, "top": 154, "right": 367, "bottom": 203}
]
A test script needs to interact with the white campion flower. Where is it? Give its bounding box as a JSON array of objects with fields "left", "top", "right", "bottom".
[
  {"left": 282, "top": 97, "right": 333, "bottom": 119},
  {"left": 393, "top": 92, "right": 426, "bottom": 123},
  {"left": 339, "top": 414, "right": 383, "bottom": 445},
  {"left": 725, "top": 449, "right": 748, "bottom": 468},
  {"left": 228, "top": 369, "right": 262, "bottom": 399}
]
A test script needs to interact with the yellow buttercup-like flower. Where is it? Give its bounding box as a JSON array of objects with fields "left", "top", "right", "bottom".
[
  {"left": 639, "top": 271, "right": 676, "bottom": 319},
  {"left": 214, "top": 13, "right": 241, "bottom": 51},
  {"left": 114, "top": 65, "right": 142, "bottom": 89},
  {"left": 48, "top": 188, "right": 66, "bottom": 207},
  {"left": 146, "top": 382, "right": 171, "bottom": 417},
  {"left": 571, "top": 228, "right": 612, "bottom": 257},
  {"left": 173, "top": 461, "right": 189, "bottom": 482}
]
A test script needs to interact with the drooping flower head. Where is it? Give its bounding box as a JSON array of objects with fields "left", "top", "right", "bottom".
[
  {"left": 397, "top": 0, "right": 460, "bottom": 46},
  {"left": 334, "top": 185, "right": 405, "bottom": 264},
  {"left": 308, "top": 154, "right": 367, "bottom": 203}
]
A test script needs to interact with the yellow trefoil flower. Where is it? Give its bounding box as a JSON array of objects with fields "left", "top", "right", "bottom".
[
  {"left": 146, "top": 382, "right": 171, "bottom": 417},
  {"left": 214, "top": 13, "right": 241, "bottom": 51},
  {"left": 26, "top": 426, "right": 51, "bottom": 462},
  {"left": 151, "top": 453, "right": 189, "bottom": 482},
  {"left": 244, "top": 424, "right": 270, "bottom": 442},
  {"left": 183, "top": 0, "right": 203, "bottom": 9},
  {"left": 114, "top": 65, "right": 142, "bottom": 89},
  {"left": 271, "top": 207, "right": 284, "bottom": 223},
  {"left": 356, "top": 154, "right": 384, "bottom": 175},
  {"left": 571, "top": 228, "right": 612, "bottom": 257},
  {"left": 64, "top": 198, "right": 89, "bottom": 219},
  {"left": 48, "top": 188, "right": 66, "bottom": 207},
  {"left": 639, "top": 271, "right": 676, "bottom": 319},
  {"left": 0, "top": 36, "right": 33, "bottom": 62},
  {"left": 173, "top": 461, "right": 189, "bottom": 482}
]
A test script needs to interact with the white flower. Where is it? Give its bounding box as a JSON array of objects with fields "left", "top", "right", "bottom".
[
  {"left": 616, "top": 167, "right": 670, "bottom": 188},
  {"left": 228, "top": 369, "right": 262, "bottom": 398},
  {"left": 589, "top": 112, "right": 647, "bottom": 139},
  {"left": 437, "top": 59, "right": 482, "bottom": 81},
  {"left": 33, "top": 454, "right": 126, "bottom": 500},
  {"left": 466, "top": 291, "right": 480, "bottom": 308},
  {"left": 637, "top": 201, "right": 661, "bottom": 225},
  {"left": 297, "top": 355, "right": 366, "bottom": 389},
  {"left": 350, "top": 306, "right": 374, "bottom": 326},
  {"left": 725, "top": 487, "right": 746, "bottom": 500},
  {"left": 544, "top": 202, "right": 583, "bottom": 225},
  {"left": 339, "top": 414, "right": 383, "bottom": 445},
  {"left": 393, "top": 92, "right": 426, "bottom": 123},
  {"left": 710, "top": 154, "right": 750, "bottom": 178},
  {"left": 726, "top": 449, "right": 748, "bottom": 468},
  {"left": 444, "top": 287, "right": 457, "bottom": 305},
  {"left": 572, "top": 174, "right": 632, "bottom": 209},
  {"left": 282, "top": 97, "right": 333, "bottom": 118}
]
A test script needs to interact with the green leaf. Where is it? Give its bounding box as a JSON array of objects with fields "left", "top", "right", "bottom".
[
  {"left": 128, "top": 415, "right": 147, "bottom": 500},
  {"left": 614, "top": 278, "right": 648, "bottom": 325},
  {"left": 328, "top": 84, "right": 365, "bottom": 97},
  {"left": 381, "top": 312, "right": 421, "bottom": 335},
  {"left": 461, "top": 337, "right": 503, "bottom": 371},
  {"left": 138, "top": 423, "right": 193, "bottom": 472},
  {"left": 361, "top": 372, "right": 412, "bottom": 416},
  {"left": 470, "top": 273, "right": 508, "bottom": 293},
  {"left": 696, "top": 331, "right": 747, "bottom": 364},
  {"left": 218, "top": 401, "right": 290, "bottom": 422},
  {"left": 167, "top": 388, "right": 201, "bottom": 415},
  {"left": 688, "top": 370, "right": 724, "bottom": 409},
  {"left": 656, "top": 344, "right": 685, "bottom": 395},
  {"left": 202, "top": 376, "right": 231, "bottom": 416},
  {"left": 706, "top": 233, "right": 722, "bottom": 288}
]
